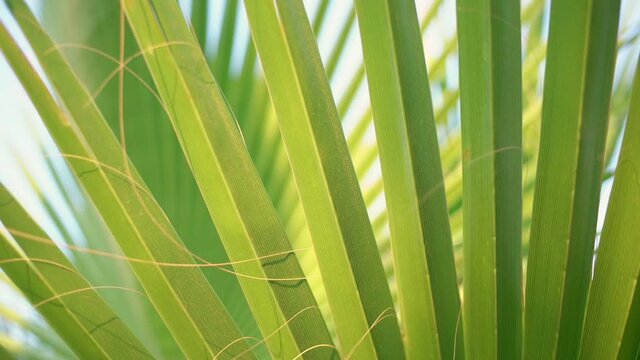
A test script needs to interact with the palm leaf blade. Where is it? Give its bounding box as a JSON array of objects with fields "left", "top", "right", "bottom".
[
  {"left": 2, "top": 2, "right": 252, "bottom": 358},
  {"left": 243, "top": 0, "right": 404, "bottom": 358},
  {"left": 579, "top": 56, "right": 640, "bottom": 359},
  {"left": 525, "top": 0, "right": 622, "bottom": 357},
  {"left": 354, "top": 0, "right": 460, "bottom": 358},
  {"left": 0, "top": 185, "right": 153, "bottom": 359},
  {"left": 123, "top": 0, "right": 335, "bottom": 357}
]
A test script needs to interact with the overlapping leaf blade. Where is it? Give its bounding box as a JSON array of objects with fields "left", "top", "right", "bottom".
[
  {"left": 243, "top": 0, "right": 404, "bottom": 358},
  {"left": 42, "top": 0, "right": 259, "bottom": 348},
  {"left": 122, "top": 0, "right": 335, "bottom": 358},
  {"left": 2, "top": 2, "right": 252, "bottom": 358},
  {"left": 0, "top": 185, "right": 153, "bottom": 359}
]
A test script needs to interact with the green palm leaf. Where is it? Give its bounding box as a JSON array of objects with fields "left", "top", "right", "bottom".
[
  {"left": 354, "top": 0, "right": 460, "bottom": 358},
  {"left": 1, "top": 0, "right": 639, "bottom": 359},
  {"left": 243, "top": 1, "right": 403, "bottom": 358},
  {"left": 0, "top": 185, "right": 152, "bottom": 359},
  {"left": 456, "top": 0, "right": 522, "bottom": 358},
  {"left": 122, "top": 0, "right": 334, "bottom": 357},
  {"left": 579, "top": 56, "right": 640, "bottom": 360},
  {"left": 1, "top": 3, "right": 252, "bottom": 357},
  {"left": 524, "top": 0, "right": 622, "bottom": 358}
]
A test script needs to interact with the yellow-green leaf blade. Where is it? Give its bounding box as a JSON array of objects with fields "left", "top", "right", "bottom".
[
  {"left": 244, "top": 0, "right": 404, "bottom": 358},
  {"left": 2, "top": 3, "right": 252, "bottom": 358},
  {"left": 579, "top": 56, "right": 640, "bottom": 360},
  {"left": 123, "top": 0, "right": 335, "bottom": 358},
  {"left": 0, "top": 186, "right": 153, "bottom": 360}
]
